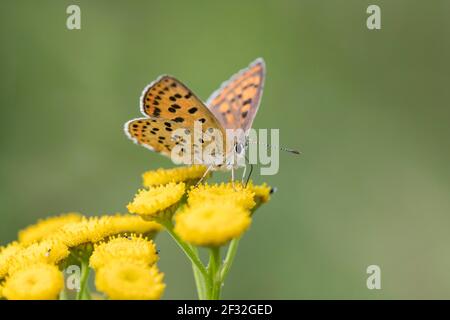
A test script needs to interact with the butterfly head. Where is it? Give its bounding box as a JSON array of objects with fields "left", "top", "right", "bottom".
[{"left": 234, "top": 141, "right": 246, "bottom": 157}]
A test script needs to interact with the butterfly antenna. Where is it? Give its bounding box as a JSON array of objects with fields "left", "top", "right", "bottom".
[
  {"left": 278, "top": 146, "right": 302, "bottom": 155},
  {"left": 245, "top": 163, "right": 254, "bottom": 187},
  {"left": 246, "top": 139, "right": 302, "bottom": 155}
]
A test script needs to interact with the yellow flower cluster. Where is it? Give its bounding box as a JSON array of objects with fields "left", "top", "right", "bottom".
[
  {"left": 127, "top": 167, "right": 273, "bottom": 247},
  {"left": 0, "top": 166, "right": 273, "bottom": 300},
  {"left": 50, "top": 214, "right": 162, "bottom": 248},
  {"left": 91, "top": 234, "right": 165, "bottom": 299},
  {"left": 18, "top": 213, "right": 83, "bottom": 245},
  {"left": 127, "top": 182, "right": 186, "bottom": 220},
  {"left": 0, "top": 212, "right": 163, "bottom": 300},
  {"left": 142, "top": 165, "right": 209, "bottom": 187}
]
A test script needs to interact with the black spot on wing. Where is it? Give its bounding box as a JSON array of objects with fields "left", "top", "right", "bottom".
[{"left": 243, "top": 98, "right": 252, "bottom": 105}]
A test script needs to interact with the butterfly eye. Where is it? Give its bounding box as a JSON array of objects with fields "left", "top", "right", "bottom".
[{"left": 235, "top": 143, "right": 245, "bottom": 155}]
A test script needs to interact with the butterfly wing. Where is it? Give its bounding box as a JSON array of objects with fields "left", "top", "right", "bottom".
[
  {"left": 140, "top": 75, "right": 224, "bottom": 130},
  {"left": 125, "top": 76, "right": 227, "bottom": 165},
  {"left": 206, "top": 58, "right": 265, "bottom": 131},
  {"left": 125, "top": 117, "right": 175, "bottom": 157}
]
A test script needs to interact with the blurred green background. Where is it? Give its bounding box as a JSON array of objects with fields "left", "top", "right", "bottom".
[{"left": 1, "top": 0, "right": 450, "bottom": 299}]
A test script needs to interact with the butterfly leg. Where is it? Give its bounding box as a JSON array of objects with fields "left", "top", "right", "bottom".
[
  {"left": 231, "top": 166, "right": 236, "bottom": 190},
  {"left": 195, "top": 164, "right": 213, "bottom": 187},
  {"left": 241, "top": 163, "right": 247, "bottom": 185}
]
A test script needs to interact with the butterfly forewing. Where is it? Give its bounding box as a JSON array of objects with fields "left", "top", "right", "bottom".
[
  {"left": 141, "top": 75, "right": 224, "bottom": 131},
  {"left": 206, "top": 58, "right": 265, "bottom": 131},
  {"left": 126, "top": 76, "right": 227, "bottom": 165}
]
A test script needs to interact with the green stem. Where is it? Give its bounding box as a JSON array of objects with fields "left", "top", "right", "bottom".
[
  {"left": 220, "top": 237, "right": 240, "bottom": 282},
  {"left": 160, "top": 220, "right": 211, "bottom": 294},
  {"left": 59, "top": 289, "right": 68, "bottom": 300},
  {"left": 191, "top": 246, "right": 206, "bottom": 300},
  {"left": 209, "top": 247, "right": 222, "bottom": 300},
  {"left": 218, "top": 197, "right": 258, "bottom": 283},
  {"left": 76, "top": 259, "right": 91, "bottom": 300}
]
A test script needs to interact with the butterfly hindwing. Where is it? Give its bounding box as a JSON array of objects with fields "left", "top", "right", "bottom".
[
  {"left": 126, "top": 117, "right": 174, "bottom": 156},
  {"left": 126, "top": 116, "right": 227, "bottom": 165},
  {"left": 206, "top": 58, "right": 265, "bottom": 131}
]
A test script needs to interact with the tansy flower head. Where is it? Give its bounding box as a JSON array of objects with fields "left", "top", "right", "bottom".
[
  {"left": 51, "top": 217, "right": 115, "bottom": 248},
  {"left": 7, "top": 239, "right": 69, "bottom": 275},
  {"left": 18, "top": 212, "right": 82, "bottom": 245},
  {"left": 90, "top": 234, "right": 158, "bottom": 270},
  {"left": 188, "top": 183, "right": 256, "bottom": 210},
  {"left": 0, "top": 242, "right": 23, "bottom": 279},
  {"left": 108, "top": 214, "right": 162, "bottom": 238},
  {"left": 174, "top": 202, "right": 252, "bottom": 247},
  {"left": 95, "top": 261, "right": 165, "bottom": 300},
  {"left": 143, "top": 165, "right": 210, "bottom": 187},
  {"left": 127, "top": 182, "right": 185, "bottom": 221},
  {"left": 246, "top": 182, "right": 273, "bottom": 208},
  {"left": 50, "top": 215, "right": 163, "bottom": 248},
  {"left": 3, "top": 263, "right": 63, "bottom": 300}
]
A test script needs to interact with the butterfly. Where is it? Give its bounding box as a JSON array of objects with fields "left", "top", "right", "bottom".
[{"left": 124, "top": 58, "right": 266, "bottom": 180}]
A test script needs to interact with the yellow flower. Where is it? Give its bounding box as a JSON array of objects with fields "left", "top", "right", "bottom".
[
  {"left": 247, "top": 182, "right": 272, "bottom": 205},
  {"left": 143, "top": 165, "right": 210, "bottom": 187},
  {"left": 0, "top": 242, "right": 23, "bottom": 279},
  {"left": 127, "top": 182, "right": 185, "bottom": 220},
  {"left": 7, "top": 239, "right": 69, "bottom": 275},
  {"left": 188, "top": 183, "right": 255, "bottom": 210},
  {"left": 3, "top": 263, "right": 63, "bottom": 300},
  {"left": 95, "top": 261, "right": 165, "bottom": 300},
  {"left": 90, "top": 234, "right": 158, "bottom": 270},
  {"left": 108, "top": 214, "right": 162, "bottom": 237},
  {"left": 18, "top": 213, "right": 82, "bottom": 245},
  {"left": 174, "top": 202, "right": 251, "bottom": 247},
  {"left": 51, "top": 217, "right": 115, "bottom": 248},
  {"left": 50, "top": 214, "right": 161, "bottom": 248}
]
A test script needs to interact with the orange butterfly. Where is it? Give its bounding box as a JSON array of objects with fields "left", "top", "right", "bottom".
[{"left": 124, "top": 58, "right": 266, "bottom": 180}]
